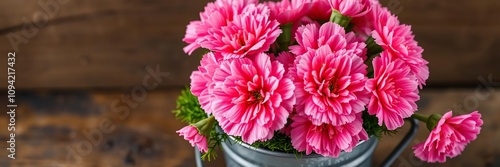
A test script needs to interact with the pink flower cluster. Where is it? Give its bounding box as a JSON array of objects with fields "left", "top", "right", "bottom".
[{"left": 178, "top": 0, "right": 482, "bottom": 163}]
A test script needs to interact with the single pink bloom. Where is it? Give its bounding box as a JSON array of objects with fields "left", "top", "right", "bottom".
[
  {"left": 290, "top": 113, "right": 368, "bottom": 157},
  {"left": 199, "top": 4, "right": 282, "bottom": 59},
  {"left": 182, "top": 0, "right": 258, "bottom": 55},
  {"left": 328, "top": 0, "right": 371, "bottom": 18},
  {"left": 190, "top": 52, "right": 223, "bottom": 114},
  {"left": 365, "top": 54, "right": 420, "bottom": 130},
  {"left": 176, "top": 125, "right": 209, "bottom": 152},
  {"left": 370, "top": 5, "right": 429, "bottom": 87},
  {"left": 307, "top": 0, "right": 332, "bottom": 21},
  {"left": 266, "top": 0, "right": 313, "bottom": 24},
  {"left": 211, "top": 53, "right": 296, "bottom": 144},
  {"left": 289, "top": 22, "right": 366, "bottom": 60},
  {"left": 291, "top": 45, "right": 369, "bottom": 126},
  {"left": 413, "top": 111, "right": 483, "bottom": 163}
]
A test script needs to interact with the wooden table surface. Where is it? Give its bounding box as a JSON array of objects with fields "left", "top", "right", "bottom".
[{"left": 0, "top": 88, "right": 498, "bottom": 167}]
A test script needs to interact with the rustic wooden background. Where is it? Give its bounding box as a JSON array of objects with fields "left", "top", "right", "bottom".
[{"left": 0, "top": 0, "right": 499, "bottom": 167}]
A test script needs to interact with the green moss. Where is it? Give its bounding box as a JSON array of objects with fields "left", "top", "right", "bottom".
[
  {"left": 251, "top": 132, "right": 297, "bottom": 153},
  {"left": 230, "top": 131, "right": 304, "bottom": 159}
]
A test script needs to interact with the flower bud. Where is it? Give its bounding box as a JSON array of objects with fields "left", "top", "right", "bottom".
[
  {"left": 193, "top": 116, "right": 216, "bottom": 136},
  {"left": 426, "top": 114, "right": 442, "bottom": 131}
]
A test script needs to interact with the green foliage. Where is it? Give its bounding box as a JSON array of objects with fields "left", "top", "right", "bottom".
[
  {"left": 252, "top": 132, "right": 297, "bottom": 153},
  {"left": 230, "top": 131, "right": 304, "bottom": 158},
  {"left": 172, "top": 87, "right": 207, "bottom": 124}
]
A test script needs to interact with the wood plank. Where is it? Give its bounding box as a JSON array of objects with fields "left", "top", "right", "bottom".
[
  {"left": 0, "top": 0, "right": 211, "bottom": 89},
  {"left": 0, "top": 90, "right": 227, "bottom": 166},
  {"left": 379, "top": 0, "right": 500, "bottom": 26},
  {"left": 0, "top": 0, "right": 212, "bottom": 30},
  {"left": 414, "top": 26, "right": 500, "bottom": 85}
]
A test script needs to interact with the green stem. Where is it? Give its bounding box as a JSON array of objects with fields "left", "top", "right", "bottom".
[
  {"left": 412, "top": 113, "right": 429, "bottom": 123},
  {"left": 329, "top": 9, "right": 352, "bottom": 28},
  {"left": 412, "top": 113, "right": 443, "bottom": 131}
]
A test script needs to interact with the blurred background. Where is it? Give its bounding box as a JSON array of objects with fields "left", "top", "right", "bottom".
[{"left": 0, "top": 0, "right": 498, "bottom": 166}]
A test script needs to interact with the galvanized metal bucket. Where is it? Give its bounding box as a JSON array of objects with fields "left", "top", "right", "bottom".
[
  {"left": 195, "top": 118, "right": 418, "bottom": 167},
  {"left": 221, "top": 136, "right": 378, "bottom": 167}
]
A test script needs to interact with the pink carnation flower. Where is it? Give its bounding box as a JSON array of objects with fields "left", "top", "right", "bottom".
[
  {"left": 291, "top": 45, "right": 369, "bottom": 126},
  {"left": 266, "top": 0, "right": 313, "bottom": 24},
  {"left": 328, "top": 0, "right": 371, "bottom": 18},
  {"left": 190, "top": 52, "right": 223, "bottom": 114},
  {"left": 289, "top": 22, "right": 366, "bottom": 60},
  {"left": 413, "top": 111, "right": 483, "bottom": 163},
  {"left": 182, "top": 0, "right": 259, "bottom": 55},
  {"left": 370, "top": 5, "right": 429, "bottom": 87},
  {"left": 365, "top": 54, "right": 420, "bottom": 130},
  {"left": 290, "top": 113, "right": 368, "bottom": 157},
  {"left": 211, "top": 53, "right": 295, "bottom": 144},
  {"left": 200, "top": 4, "right": 282, "bottom": 59},
  {"left": 176, "top": 125, "right": 209, "bottom": 152}
]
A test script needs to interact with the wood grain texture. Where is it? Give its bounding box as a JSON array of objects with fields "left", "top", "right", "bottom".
[
  {"left": 378, "top": 0, "right": 500, "bottom": 86},
  {"left": 0, "top": 0, "right": 499, "bottom": 89},
  {"left": 0, "top": 89, "right": 498, "bottom": 166},
  {"left": 0, "top": 0, "right": 211, "bottom": 89},
  {"left": 0, "top": 90, "right": 226, "bottom": 167}
]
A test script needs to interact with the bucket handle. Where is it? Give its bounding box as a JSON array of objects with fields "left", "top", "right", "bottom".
[
  {"left": 194, "top": 117, "right": 419, "bottom": 167},
  {"left": 195, "top": 147, "right": 204, "bottom": 167},
  {"left": 380, "top": 117, "right": 419, "bottom": 167}
]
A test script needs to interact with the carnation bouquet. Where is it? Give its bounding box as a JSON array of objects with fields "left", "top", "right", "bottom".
[{"left": 173, "top": 0, "right": 483, "bottom": 164}]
